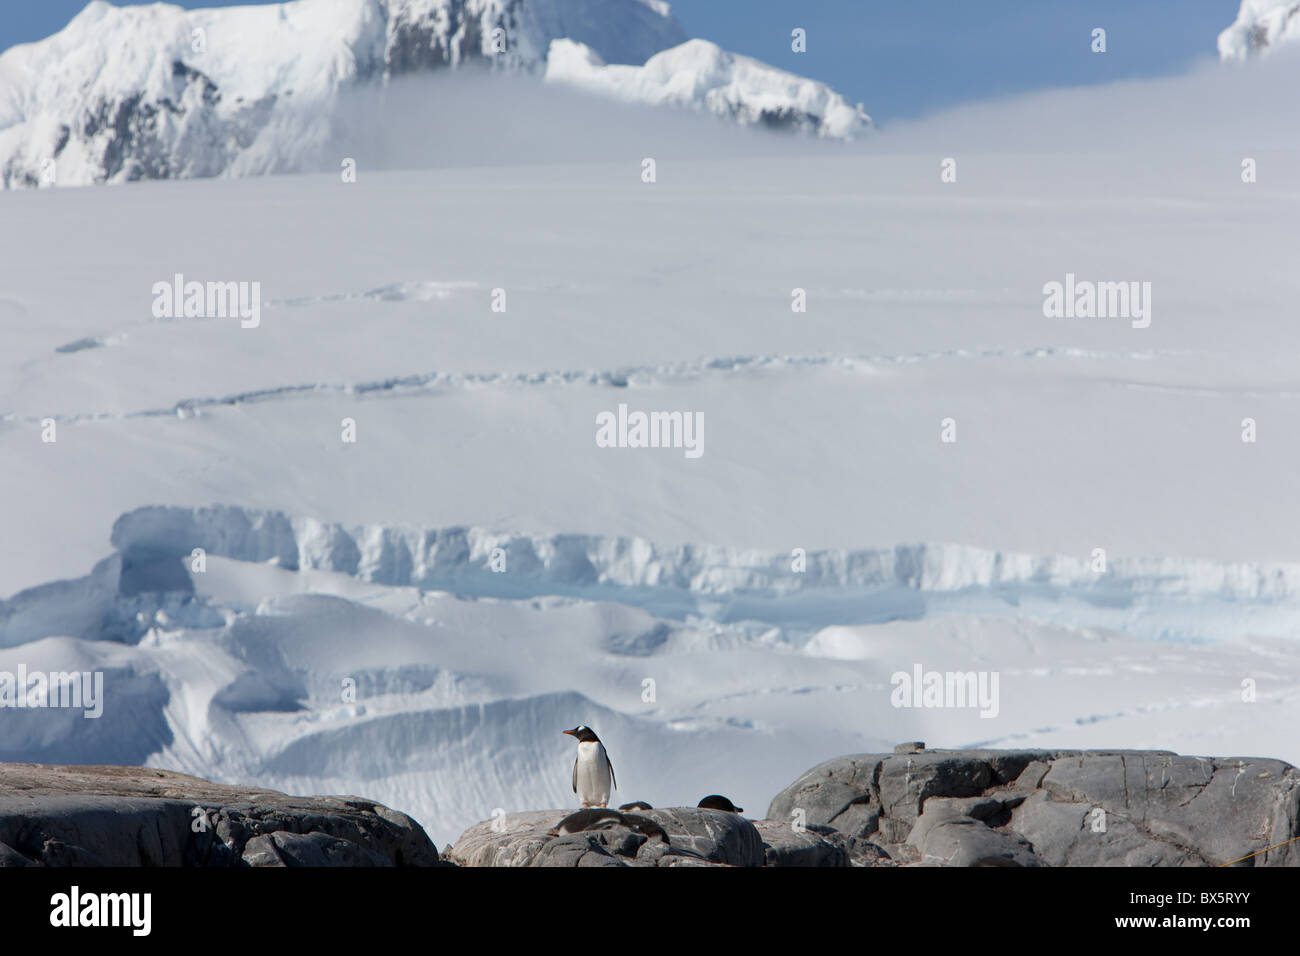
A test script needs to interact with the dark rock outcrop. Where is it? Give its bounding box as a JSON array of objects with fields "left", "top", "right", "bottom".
[
  {"left": 766, "top": 747, "right": 1300, "bottom": 867},
  {"left": 0, "top": 763, "right": 439, "bottom": 866},
  {"left": 11, "top": 749, "right": 1293, "bottom": 867},
  {"left": 448, "top": 807, "right": 764, "bottom": 867},
  {"left": 753, "top": 817, "right": 894, "bottom": 867}
]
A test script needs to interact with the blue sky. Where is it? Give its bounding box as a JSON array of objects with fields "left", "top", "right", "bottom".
[{"left": 0, "top": 0, "right": 1241, "bottom": 121}]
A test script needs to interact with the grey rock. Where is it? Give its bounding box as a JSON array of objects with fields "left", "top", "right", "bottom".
[
  {"left": 448, "top": 807, "right": 764, "bottom": 867},
  {"left": 267, "top": 830, "right": 392, "bottom": 867},
  {"left": 632, "top": 839, "right": 714, "bottom": 867},
  {"left": 767, "top": 748, "right": 1300, "bottom": 867},
  {"left": 1013, "top": 760, "right": 1052, "bottom": 791},
  {"left": 241, "top": 834, "right": 285, "bottom": 867},
  {"left": 530, "top": 832, "right": 631, "bottom": 868},
  {"left": 1010, "top": 791, "right": 1189, "bottom": 866},
  {"left": 842, "top": 838, "right": 893, "bottom": 866},
  {"left": 752, "top": 819, "right": 848, "bottom": 867},
  {"left": 907, "top": 807, "right": 1043, "bottom": 867},
  {"left": 878, "top": 752, "right": 1035, "bottom": 821},
  {"left": 765, "top": 754, "right": 882, "bottom": 837},
  {"left": 922, "top": 792, "right": 1026, "bottom": 825},
  {"left": 1022, "top": 753, "right": 1300, "bottom": 867},
  {"left": 640, "top": 808, "right": 763, "bottom": 866},
  {"left": 0, "top": 842, "right": 36, "bottom": 866},
  {"left": 449, "top": 811, "right": 565, "bottom": 867},
  {"left": 655, "top": 853, "right": 729, "bottom": 867},
  {"left": 875, "top": 817, "right": 911, "bottom": 844},
  {"left": 0, "top": 763, "right": 438, "bottom": 866},
  {"left": 795, "top": 822, "right": 891, "bottom": 865}
]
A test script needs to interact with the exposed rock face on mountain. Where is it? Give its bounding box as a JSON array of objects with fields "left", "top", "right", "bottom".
[
  {"left": 0, "top": 763, "right": 439, "bottom": 866},
  {"left": 766, "top": 746, "right": 1300, "bottom": 867},
  {"left": 1219, "top": 0, "right": 1300, "bottom": 59},
  {"left": 0, "top": 0, "right": 867, "bottom": 188}
]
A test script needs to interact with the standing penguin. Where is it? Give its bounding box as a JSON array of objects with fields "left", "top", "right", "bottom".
[{"left": 563, "top": 725, "right": 616, "bottom": 807}]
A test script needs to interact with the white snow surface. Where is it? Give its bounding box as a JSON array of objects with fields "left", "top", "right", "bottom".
[
  {"left": 3, "top": 48, "right": 1300, "bottom": 845},
  {"left": 1219, "top": 0, "right": 1300, "bottom": 59}
]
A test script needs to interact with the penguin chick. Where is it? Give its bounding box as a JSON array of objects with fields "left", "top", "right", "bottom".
[
  {"left": 563, "top": 725, "right": 616, "bottom": 807},
  {"left": 697, "top": 794, "right": 744, "bottom": 813},
  {"left": 553, "top": 808, "right": 623, "bottom": 835},
  {"left": 618, "top": 813, "right": 669, "bottom": 844},
  {"left": 552, "top": 808, "right": 668, "bottom": 845}
]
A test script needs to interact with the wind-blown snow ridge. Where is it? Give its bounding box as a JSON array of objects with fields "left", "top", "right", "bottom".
[
  {"left": 0, "top": 0, "right": 864, "bottom": 187},
  {"left": 1218, "top": 0, "right": 1300, "bottom": 59},
  {"left": 26, "top": 345, "right": 1188, "bottom": 425}
]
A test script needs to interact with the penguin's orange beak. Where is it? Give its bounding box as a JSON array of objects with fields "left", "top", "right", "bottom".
[{"left": 562, "top": 729, "right": 577, "bottom": 736}]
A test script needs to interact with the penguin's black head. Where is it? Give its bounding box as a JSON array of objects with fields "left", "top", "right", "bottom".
[
  {"left": 697, "top": 794, "right": 743, "bottom": 813},
  {"left": 563, "top": 725, "right": 601, "bottom": 743}
]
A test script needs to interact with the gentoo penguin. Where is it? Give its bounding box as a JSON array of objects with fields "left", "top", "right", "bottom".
[
  {"left": 697, "top": 794, "right": 743, "bottom": 813},
  {"left": 619, "top": 800, "right": 653, "bottom": 811},
  {"left": 562, "top": 725, "right": 616, "bottom": 807}
]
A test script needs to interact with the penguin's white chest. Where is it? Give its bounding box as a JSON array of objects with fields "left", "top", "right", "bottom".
[{"left": 574, "top": 741, "right": 613, "bottom": 806}]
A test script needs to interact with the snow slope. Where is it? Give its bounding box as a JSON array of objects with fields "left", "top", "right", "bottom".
[
  {"left": 3, "top": 49, "right": 1300, "bottom": 845},
  {"left": 0, "top": 0, "right": 865, "bottom": 187}
]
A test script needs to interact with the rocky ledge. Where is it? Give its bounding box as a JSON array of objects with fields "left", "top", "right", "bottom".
[
  {"left": 5, "top": 747, "right": 1297, "bottom": 866},
  {"left": 450, "top": 746, "right": 1300, "bottom": 867},
  {"left": 0, "top": 763, "right": 439, "bottom": 866}
]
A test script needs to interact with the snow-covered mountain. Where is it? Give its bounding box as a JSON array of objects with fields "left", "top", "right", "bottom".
[
  {"left": 0, "top": 0, "right": 869, "bottom": 188},
  {"left": 1218, "top": 0, "right": 1300, "bottom": 59},
  {"left": 544, "top": 38, "right": 870, "bottom": 140}
]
